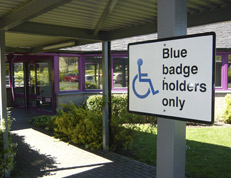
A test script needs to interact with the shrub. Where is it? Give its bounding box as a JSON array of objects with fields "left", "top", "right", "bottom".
[
  {"left": 54, "top": 103, "right": 103, "bottom": 149},
  {"left": 31, "top": 95, "right": 157, "bottom": 151},
  {"left": 86, "top": 94, "right": 157, "bottom": 125},
  {"left": 85, "top": 82, "right": 97, "bottom": 89},
  {"left": 59, "top": 72, "right": 65, "bottom": 82},
  {"left": 221, "top": 94, "right": 231, "bottom": 124},
  {"left": 0, "top": 116, "right": 16, "bottom": 177},
  {"left": 86, "top": 95, "right": 103, "bottom": 111},
  {"left": 87, "top": 94, "right": 157, "bottom": 150},
  {"left": 30, "top": 115, "right": 55, "bottom": 131}
]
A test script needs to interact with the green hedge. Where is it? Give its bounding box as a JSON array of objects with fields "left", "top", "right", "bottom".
[
  {"left": 31, "top": 94, "right": 157, "bottom": 151},
  {"left": 86, "top": 94, "right": 157, "bottom": 125},
  {"left": 55, "top": 104, "right": 103, "bottom": 149},
  {"left": 0, "top": 117, "right": 16, "bottom": 177},
  {"left": 221, "top": 94, "right": 231, "bottom": 124},
  {"left": 85, "top": 82, "right": 97, "bottom": 89},
  {"left": 86, "top": 94, "right": 157, "bottom": 150},
  {"left": 30, "top": 115, "right": 55, "bottom": 131}
]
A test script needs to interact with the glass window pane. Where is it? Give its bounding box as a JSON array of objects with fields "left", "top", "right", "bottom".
[
  {"left": 59, "top": 57, "right": 79, "bottom": 91},
  {"left": 113, "top": 57, "right": 128, "bottom": 88},
  {"left": 215, "top": 56, "right": 222, "bottom": 87},
  {"left": 228, "top": 54, "right": 231, "bottom": 88},
  {"left": 28, "top": 64, "right": 36, "bottom": 95},
  {"left": 6, "top": 63, "right": 9, "bottom": 87},
  {"left": 14, "top": 63, "right": 24, "bottom": 93},
  {"left": 85, "top": 57, "right": 102, "bottom": 90},
  {"left": 37, "top": 62, "right": 51, "bottom": 97},
  {"left": 37, "top": 62, "right": 52, "bottom": 111}
]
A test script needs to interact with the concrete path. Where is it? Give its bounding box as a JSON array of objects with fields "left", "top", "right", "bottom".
[{"left": 9, "top": 108, "right": 156, "bottom": 178}]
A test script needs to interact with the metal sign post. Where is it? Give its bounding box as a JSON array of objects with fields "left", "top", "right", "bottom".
[
  {"left": 156, "top": 2, "right": 188, "bottom": 176},
  {"left": 102, "top": 41, "right": 111, "bottom": 151},
  {"left": 128, "top": 0, "right": 215, "bottom": 177}
]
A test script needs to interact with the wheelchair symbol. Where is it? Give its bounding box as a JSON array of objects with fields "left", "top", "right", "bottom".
[{"left": 132, "top": 58, "right": 159, "bottom": 99}]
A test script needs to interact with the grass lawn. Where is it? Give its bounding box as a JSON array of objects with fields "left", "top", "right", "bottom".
[
  {"left": 125, "top": 125, "right": 231, "bottom": 178},
  {"left": 60, "top": 81, "right": 79, "bottom": 91}
]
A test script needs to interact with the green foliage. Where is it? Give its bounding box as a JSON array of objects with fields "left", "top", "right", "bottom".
[
  {"left": 31, "top": 95, "right": 156, "bottom": 151},
  {"left": 86, "top": 95, "right": 103, "bottom": 111},
  {"left": 59, "top": 72, "right": 65, "bottom": 82},
  {"left": 14, "top": 71, "right": 24, "bottom": 85},
  {"left": 0, "top": 116, "right": 16, "bottom": 177},
  {"left": 54, "top": 103, "right": 103, "bottom": 149},
  {"left": 85, "top": 82, "right": 97, "bottom": 89},
  {"left": 221, "top": 94, "right": 231, "bottom": 124},
  {"left": 87, "top": 94, "right": 157, "bottom": 150},
  {"left": 86, "top": 95, "right": 157, "bottom": 125},
  {"left": 30, "top": 115, "right": 55, "bottom": 131}
]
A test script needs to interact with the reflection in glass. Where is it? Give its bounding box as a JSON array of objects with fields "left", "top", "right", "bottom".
[
  {"left": 14, "top": 63, "right": 24, "bottom": 93},
  {"left": 215, "top": 56, "right": 222, "bottom": 87},
  {"left": 36, "top": 62, "right": 52, "bottom": 111},
  {"left": 113, "top": 57, "right": 128, "bottom": 88},
  {"left": 59, "top": 57, "right": 79, "bottom": 91},
  {"left": 85, "top": 57, "right": 102, "bottom": 89},
  {"left": 37, "top": 62, "right": 51, "bottom": 97},
  {"left": 28, "top": 64, "right": 36, "bottom": 95},
  {"left": 228, "top": 55, "right": 231, "bottom": 88},
  {"left": 6, "top": 63, "right": 10, "bottom": 87}
]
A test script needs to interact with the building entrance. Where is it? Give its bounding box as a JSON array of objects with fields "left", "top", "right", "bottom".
[{"left": 13, "top": 59, "right": 54, "bottom": 114}]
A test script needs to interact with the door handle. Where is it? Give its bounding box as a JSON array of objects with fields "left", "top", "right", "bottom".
[{"left": 37, "top": 96, "right": 42, "bottom": 101}]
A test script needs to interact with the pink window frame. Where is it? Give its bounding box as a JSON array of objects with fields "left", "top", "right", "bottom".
[
  {"left": 55, "top": 53, "right": 128, "bottom": 94},
  {"left": 216, "top": 51, "right": 231, "bottom": 91}
]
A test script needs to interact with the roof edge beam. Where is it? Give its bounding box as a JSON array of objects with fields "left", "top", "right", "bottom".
[
  {"left": 93, "top": 0, "right": 119, "bottom": 35},
  {"left": 6, "top": 47, "right": 32, "bottom": 53},
  {"left": 103, "top": 22, "right": 157, "bottom": 41},
  {"left": 32, "top": 40, "right": 77, "bottom": 53},
  {"left": 9, "top": 22, "right": 102, "bottom": 41},
  {"left": 32, "top": 39, "right": 96, "bottom": 53},
  {"left": 0, "top": 0, "right": 72, "bottom": 30},
  {"left": 104, "top": 6, "right": 231, "bottom": 41},
  {"left": 188, "top": 6, "right": 231, "bottom": 27}
]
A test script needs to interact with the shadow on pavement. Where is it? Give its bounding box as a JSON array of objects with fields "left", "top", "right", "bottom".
[
  {"left": 9, "top": 108, "right": 57, "bottom": 177},
  {"left": 9, "top": 108, "right": 39, "bottom": 131},
  {"left": 11, "top": 134, "right": 57, "bottom": 177},
  {"left": 9, "top": 108, "right": 156, "bottom": 178}
]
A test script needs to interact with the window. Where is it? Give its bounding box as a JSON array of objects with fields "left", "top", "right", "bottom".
[
  {"left": 85, "top": 56, "right": 102, "bottom": 90},
  {"left": 216, "top": 52, "right": 231, "bottom": 91},
  {"left": 113, "top": 57, "right": 128, "bottom": 88},
  {"left": 228, "top": 54, "right": 231, "bottom": 88},
  {"left": 6, "top": 63, "right": 9, "bottom": 87},
  {"left": 28, "top": 64, "right": 36, "bottom": 95},
  {"left": 58, "top": 54, "right": 129, "bottom": 93},
  {"left": 215, "top": 56, "right": 222, "bottom": 87},
  {"left": 59, "top": 57, "right": 79, "bottom": 91},
  {"left": 14, "top": 63, "right": 24, "bottom": 93}
]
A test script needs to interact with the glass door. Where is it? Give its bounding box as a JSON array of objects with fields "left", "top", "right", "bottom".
[
  {"left": 36, "top": 62, "right": 52, "bottom": 111},
  {"left": 27, "top": 61, "right": 53, "bottom": 113},
  {"left": 215, "top": 55, "right": 222, "bottom": 88},
  {"left": 28, "top": 63, "right": 36, "bottom": 110},
  {"left": 13, "top": 62, "right": 25, "bottom": 108}
]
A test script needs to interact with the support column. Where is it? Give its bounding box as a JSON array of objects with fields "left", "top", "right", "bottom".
[
  {"left": 157, "top": 0, "right": 187, "bottom": 178},
  {"left": 0, "top": 30, "right": 9, "bottom": 177},
  {"left": 102, "top": 41, "right": 111, "bottom": 151}
]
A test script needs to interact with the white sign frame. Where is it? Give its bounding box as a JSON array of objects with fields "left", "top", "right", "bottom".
[{"left": 128, "top": 32, "right": 215, "bottom": 124}]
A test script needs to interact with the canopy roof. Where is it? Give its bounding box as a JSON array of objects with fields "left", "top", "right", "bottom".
[{"left": 0, "top": 0, "right": 231, "bottom": 53}]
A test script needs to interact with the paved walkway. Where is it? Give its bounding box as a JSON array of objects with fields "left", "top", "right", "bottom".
[{"left": 10, "top": 108, "right": 156, "bottom": 178}]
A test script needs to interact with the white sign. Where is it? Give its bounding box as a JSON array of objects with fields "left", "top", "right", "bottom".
[{"left": 128, "top": 32, "right": 215, "bottom": 123}]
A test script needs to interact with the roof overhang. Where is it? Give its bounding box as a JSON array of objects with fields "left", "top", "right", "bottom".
[{"left": 0, "top": 0, "right": 230, "bottom": 53}]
